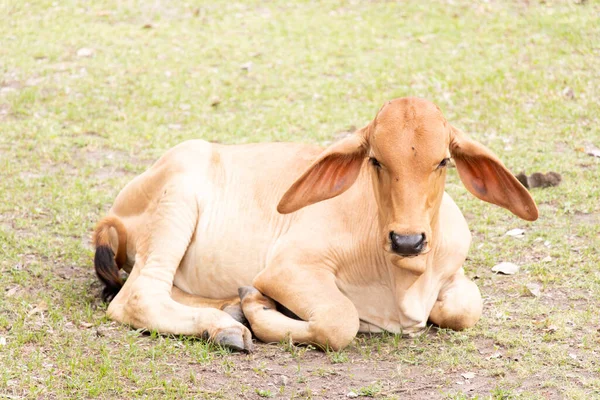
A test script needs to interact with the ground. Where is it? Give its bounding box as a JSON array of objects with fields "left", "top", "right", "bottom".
[{"left": 1, "top": 1, "right": 599, "bottom": 399}]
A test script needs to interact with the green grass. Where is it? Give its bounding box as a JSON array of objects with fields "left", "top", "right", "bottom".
[{"left": 1, "top": 0, "right": 599, "bottom": 398}]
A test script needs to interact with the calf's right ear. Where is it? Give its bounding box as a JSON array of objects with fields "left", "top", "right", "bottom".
[{"left": 277, "top": 130, "right": 369, "bottom": 214}]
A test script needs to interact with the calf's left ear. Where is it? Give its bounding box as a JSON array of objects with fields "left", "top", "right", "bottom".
[
  {"left": 450, "top": 126, "right": 538, "bottom": 221},
  {"left": 277, "top": 129, "right": 369, "bottom": 214}
]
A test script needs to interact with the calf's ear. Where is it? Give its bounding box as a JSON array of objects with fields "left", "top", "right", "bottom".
[
  {"left": 450, "top": 126, "right": 538, "bottom": 221},
  {"left": 277, "top": 129, "right": 369, "bottom": 214}
]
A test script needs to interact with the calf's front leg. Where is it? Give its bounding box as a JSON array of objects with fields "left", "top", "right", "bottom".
[
  {"left": 240, "top": 265, "right": 359, "bottom": 351},
  {"left": 428, "top": 271, "right": 482, "bottom": 330}
]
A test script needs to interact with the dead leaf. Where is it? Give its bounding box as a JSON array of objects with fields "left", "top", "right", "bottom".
[
  {"left": 584, "top": 143, "right": 600, "bottom": 158},
  {"left": 142, "top": 23, "right": 153, "bottom": 29},
  {"left": 525, "top": 283, "right": 541, "bottom": 297},
  {"left": 562, "top": 86, "right": 575, "bottom": 99},
  {"left": 5, "top": 285, "right": 20, "bottom": 297},
  {"left": 492, "top": 262, "right": 520, "bottom": 275},
  {"left": 76, "top": 48, "right": 94, "bottom": 57},
  {"left": 79, "top": 322, "right": 93, "bottom": 328},
  {"left": 240, "top": 61, "right": 253, "bottom": 71},
  {"left": 505, "top": 228, "right": 525, "bottom": 237},
  {"left": 28, "top": 301, "right": 48, "bottom": 316},
  {"left": 541, "top": 256, "right": 552, "bottom": 263}
]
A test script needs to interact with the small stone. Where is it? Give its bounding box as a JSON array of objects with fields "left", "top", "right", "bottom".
[
  {"left": 541, "top": 256, "right": 552, "bottom": 263},
  {"left": 347, "top": 391, "right": 358, "bottom": 398},
  {"left": 240, "top": 61, "right": 253, "bottom": 71},
  {"left": 278, "top": 375, "right": 288, "bottom": 386},
  {"left": 461, "top": 372, "right": 475, "bottom": 380},
  {"left": 0, "top": 336, "right": 6, "bottom": 346},
  {"left": 569, "top": 353, "right": 577, "bottom": 360}
]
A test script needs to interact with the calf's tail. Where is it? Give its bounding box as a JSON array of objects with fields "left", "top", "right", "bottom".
[{"left": 93, "top": 216, "right": 127, "bottom": 302}]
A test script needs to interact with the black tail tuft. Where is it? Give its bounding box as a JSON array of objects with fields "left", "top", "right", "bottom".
[{"left": 94, "top": 245, "right": 123, "bottom": 302}]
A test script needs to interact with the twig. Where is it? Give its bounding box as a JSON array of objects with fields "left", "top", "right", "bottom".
[{"left": 379, "top": 384, "right": 440, "bottom": 396}]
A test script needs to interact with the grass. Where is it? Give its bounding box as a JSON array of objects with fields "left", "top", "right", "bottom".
[{"left": 1, "top": 0, "right": 599, "bottom": 399}]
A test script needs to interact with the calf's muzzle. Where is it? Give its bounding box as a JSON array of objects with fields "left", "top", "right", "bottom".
[{"left": 389, "top": 231, "right": 426, "bottom": 256}]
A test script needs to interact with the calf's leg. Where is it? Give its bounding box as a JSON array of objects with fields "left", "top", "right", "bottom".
[
  {"left": 428, "top": 271, "right": 482, "bottom": 330},
  {"left": 240, "top": 266, "right": 359, "bottom": 351},
  {"left": 106, "top": 180, "right": 252, "bottom": 351}
]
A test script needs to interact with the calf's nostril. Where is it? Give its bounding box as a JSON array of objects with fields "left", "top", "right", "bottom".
[{"left": 389, "top": 231, "right": 427, "bottom": 255}]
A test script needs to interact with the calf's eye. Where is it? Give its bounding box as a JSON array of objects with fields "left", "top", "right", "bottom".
[
  {"left": 369, "top": 157, "right": 381, "bottom": 168},
  {"left": 437, "top": 158, "right": 450, "bottom": 169}
]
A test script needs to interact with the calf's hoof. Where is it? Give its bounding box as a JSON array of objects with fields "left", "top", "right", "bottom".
[
  {"left": 222, "top": 303, "right": 249, "bottom": 328},
  {"left": 213, "top": 326, "right": 253, "bottom": 353}
]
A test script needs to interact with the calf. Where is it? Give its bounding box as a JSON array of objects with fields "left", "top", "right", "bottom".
[{"left": 93, "top": 97, "right": 537, "bottom": 351}]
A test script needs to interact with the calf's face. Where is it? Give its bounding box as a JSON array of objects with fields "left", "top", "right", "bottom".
[{"left": 278, "top": 98, "right": 538, "bottom": 272}]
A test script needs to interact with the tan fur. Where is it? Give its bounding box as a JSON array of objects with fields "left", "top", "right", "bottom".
[{"left": 93, "top": 98, "right": 537, "bottom": 351}]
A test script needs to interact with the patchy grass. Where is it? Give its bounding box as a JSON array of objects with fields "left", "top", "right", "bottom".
[{"left": 1, "top": 0, "right": 599, "bottom": 399}]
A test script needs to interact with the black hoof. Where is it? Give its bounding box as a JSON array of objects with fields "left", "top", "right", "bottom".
[
  {"left": 238, "top": 286, "right": 259, "bottom": 301},
  {"left": 214, "top": 328, "right": 253, "bottom": 353},
  {"left": 223, "top": 303, "right": 249, "bottom": 328}
]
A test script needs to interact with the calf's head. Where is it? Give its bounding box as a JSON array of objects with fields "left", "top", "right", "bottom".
[{"left": 278, "top": 98, "right": 538, "bottom": 271}]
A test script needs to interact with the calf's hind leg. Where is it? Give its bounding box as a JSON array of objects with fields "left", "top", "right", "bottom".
[
  {"left": 428, "top": 271, "right": 483, "bottom": 330},
  {"left": 106, "top": 179, "right": 252, "bottom": 351}
]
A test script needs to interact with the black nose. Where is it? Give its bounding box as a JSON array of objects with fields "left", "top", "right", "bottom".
[{"left": 389, "top": 232, "right": 426, "bottom": 255}]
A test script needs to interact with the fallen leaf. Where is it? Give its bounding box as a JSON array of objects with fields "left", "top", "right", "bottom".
[
  {"left": 492, "top": 262, "right": 520, "bottom": 275},
  {"left": 461, "top": 372, "right": 475, "bottom": 380},
  {"left": 28, "top": 301, "right": 48, "bottom": 316},
  {"left": 76, "top": 48, "right": 94, "bottom": 57},
  {"left": 525, "top": 283, "right": 541, "bottom": 297},
  {"left": 568, "top": 353, "right": 577, "bottom": 360},
  {"left": 541, "top": 256, "right": 552, "bottom": 263},
  {"left": 562, "top": 86, "right": 575, "bottom": 99},
  {"left": 6, "top": 285, "right": 20, "bottom": 297},
  {"left": 79, "top": 322, "right": 93, "bottom": 328},
  {"left": 240, "top": 61, "right": 253, "bottom": 71},
  {"left": 505, "top": 228, "right": 525, "bottom": 237},
  {"left": 584, "top": 143, "right": 600, "bottom": 158}
]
